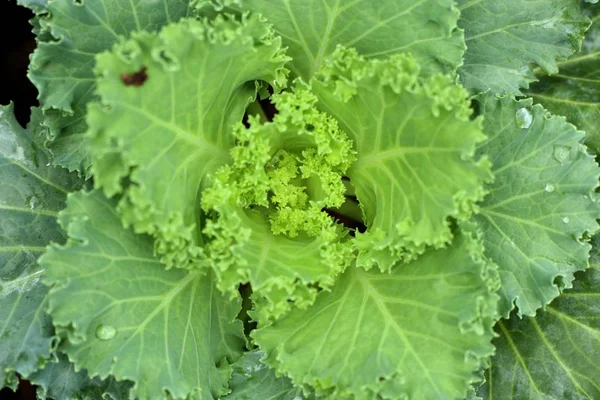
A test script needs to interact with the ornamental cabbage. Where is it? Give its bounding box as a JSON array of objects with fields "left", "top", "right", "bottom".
[{"left": 1, "top": 1, "right": 600, "bottom": 399}]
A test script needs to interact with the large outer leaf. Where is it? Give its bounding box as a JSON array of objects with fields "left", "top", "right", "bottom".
[
  {"left": 0, "top": 105, "right": 81, "bottom": 389},
  {"left": 478, "top": 267, "right": 600, "bottom": 399},
  {"left": 310, "top": 47, "right": 491, "bottom": 271},
  {"left": 29, "top": 353, "right": 133, "bottom": 400},
  {"left": 457, "top": 0, "right": 590, "bottom": 95},
  {"left": 253, "top": 228, "right": 499, "bottom": 400},
  {"left": 39, "top": 190, "right": 246, "bottom": 400},
  {"left": 213, "top": 0, "right": 465, "bottom": 80},
  {"left": 27, "top": 0, "right": 193, "bottom": 171},
  {"left": 88, "top": 15, "right": 288, "bottom": 269},
  {"left": 527, "top": 3, "right": 600, "bottom": 151},
  {"left": 223, "top": 350, "right": 310, "bottom": 400},
  {"left": 474, "top": 94, "right": 600, "bottom": 317}
]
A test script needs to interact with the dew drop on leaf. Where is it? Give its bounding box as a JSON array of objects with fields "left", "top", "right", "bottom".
[
  {"left": 553, "top": 145, "right": 571, "bottom": 164},
  {"left": 515, "top": 107, "right": 532, "bottom": 129},
  {"left": 28, "top": 196, "right": 38, "bottom": 209},
  {"left": 542, "top": 21, "right": 555, "bottom": 29},
  {"left": 544, "top": 183, "right": 555, "bottom": 193},
  {"left": 562, "top": 217, "right": 570, "bottom": 224},
  {"left": 95, "top": 324, "right": 116, "bottom": 340}
]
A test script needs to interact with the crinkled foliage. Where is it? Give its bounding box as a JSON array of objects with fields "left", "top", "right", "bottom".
[
  {"left": 40, "top": 190, "right": 245, "bottom": 400},
  {"left": 527, "top": 2, "right": 600, "bottom": 151},
  {"left": 201, "top": 88, "right": 354, "bottom": 323},
  {"left": 310, "top": 47, "right": 491, "bottom": 271},
  {"left": 0, "top": 105, "right": 82, "bottom": 389},
  {"left": 478, "top": 266, "right": 600, "bottom": 400},
  {"left": 29, "top": 353, "right": 133, "bottom": 400},
  {"left": 254, "top": 227, "right": 499, "bottom": 400},
  {"left": 88, "top": 15, "right": 289, "bottom": 270},
  {"left": 200, "top": 0, "right": 465, "bottom": 79},
  {"left": 474, "top": 93, "right": 600, "bottom": 317},
  {"left": 223, "top": 350, "right": 312, "bottom": 400},
  {"left": 457, "top": 0, "right": 591, "bottom": 95},
  {"left": 3, "top": 0, "right": 600, "bottom": 399},
  {"left": 28, "top": 0, "right": 194, "bottom": 172}
]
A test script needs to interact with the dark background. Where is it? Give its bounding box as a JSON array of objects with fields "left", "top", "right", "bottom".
[
  {"left": 1, "top": 0, "right": 38, "bottom": 126},
  {"left": 1, "top": 2, "right": 40, "bottom": 399}
]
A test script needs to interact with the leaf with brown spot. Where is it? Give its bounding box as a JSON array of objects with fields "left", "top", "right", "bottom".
[{"left": 120, "top": 66, "right": 148, "bottom": 87}]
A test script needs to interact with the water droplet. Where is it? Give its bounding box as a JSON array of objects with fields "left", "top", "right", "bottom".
[
  {"left": 553, "top": 145, "right": 571, "bottom": 164},
  {"left": 542, "top": 21, "right": 555, "bottom": 29},
  {"left": 95, "top": 325, "right": 116, "bottom": 340},
  {"left": 515, "top": 108, "right": 532, "bottom": 129},
  {"left": 544, "top": 183, "right": 555, "bottom": 193},
  {"left": 28, "top": 196, "right": 38, "bottom": 209},
  {"left": 562, "top": 217, "right": 570, "bottom": 224},
  {"left": 251, "top": 363, "right": 265, "bottom": 372},
  {"left": 45, "top": 163, "right": 51, "bottom": 167}
]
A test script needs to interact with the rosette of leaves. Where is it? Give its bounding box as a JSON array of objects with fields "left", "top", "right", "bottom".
[
  {"left": 2, "top": 1, "right": 600, "bottom": 399},
  {"left": 201, "top": 88, "right": 356, "bottom": 324}
]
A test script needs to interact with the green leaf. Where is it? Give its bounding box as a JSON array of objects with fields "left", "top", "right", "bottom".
[
  {"left": 27, "top": 0, "right": 193, "bottom": 171},
  {"left": 310, "top": 47, "right": 491, "bottom": 271},
  {"left": 223, "top": 350, "right": 311, "bottom": 400},
  {"left": 0, "top": 105, "right": 82, "bottom": 389},
  {"left": 458, "top": 0, "right": 591, "bottom": 95},
  {"left": 16, "top": 0, "right": 47, "bottom": 13},
  {"left": 527, "top": 3, "right": 600, "bottom": 151},
  {"left": 88, "top": 15, "right": 289, "bottom": 270},
  {"left": 466, "top": 385, "right": 484, "bottom": 400},
  {"left": 474, "top": 94, "right": 600, "bottom": 317},
  {"left": 39, "top": 190, "right": 246, "bottom": 400},
  {"left": 253, "top": 227, "right": 499, "bottom": 400},
  {"left": 29, "top": 353, "right": 133, "bottom": 400},
  {"left": 204, "top": 198, "right": 351, "bottom": 325},
  {"left": 479, "top": 266, "right": 600, "bottom": 399},
  {"left": 211, "top": 0, "right": 465, "bottom": 80},
  {"left": 591, "top": 234, "right": 600, "bottom": 268}
]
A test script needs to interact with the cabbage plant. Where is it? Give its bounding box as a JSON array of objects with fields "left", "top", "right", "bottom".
[{"left": 1, "top": 1, "right": 599, "bottom": 399}]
